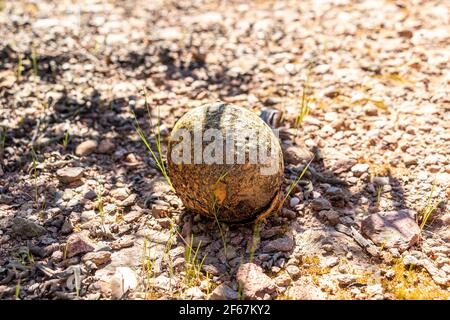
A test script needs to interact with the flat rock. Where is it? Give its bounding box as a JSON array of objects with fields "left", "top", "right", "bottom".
[
  {"left": 66, "top": 233, "right": 95, "bottom": 257},
  {"left": 366, "top": 284, "right": 383, "bottom": 298},
  {"left": 419, "top": 258, "right": 449, "bottom": 286},
  {"left": 236, "top": 263, "right": 276, "bottom": 300},
  {"left": 56, "top": 167, "right": 84, "bottom": 183},
  {"left": 11, "top": 217, "right": 46, "bottom": 238},
  {"left": 361, "top": 210, "right": 421, "bottom": 252},
  {"left": 202, "top": 264, "right": 225, "bottom": 276},
  {"left": 262, "top": 235, "right": 295, "bottom": 253},
  {"left": 75, "top": 140, "right": 98, "bottom": 156}
]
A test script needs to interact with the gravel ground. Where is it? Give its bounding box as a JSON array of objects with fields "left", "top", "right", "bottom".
[{"left": 0, "top": 0, "right": 449, "bottom": 300}]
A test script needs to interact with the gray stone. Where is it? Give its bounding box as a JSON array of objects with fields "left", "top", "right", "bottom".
[
  {"left": 366, "top": 284, "right": 383, "bottom": 298},
  {"left": 439, "top": 213, "right": 450, "bottom": 225},
  {"left": 110, "top": 267, "right": 138, "bottom": 300},
  {"left": 285, "top": 279, "right": 326, "bottom": 299},
  {"left": 281, "top": 208, "right": 296, "bottom": 219},
  {"left": 289, "top": 197, "right": 300, "bottom": 207},
  {"left": 109, "top": 246, "right": 142, "bottom": 269},
  {"left": 51, "top": 250, "right": 64, "bottom": 262},
  {"left": 419, "top": 259, "right": 449, "bottom": 286},
  {"left": 202, "top": 264, "right": 225, "bottom": 276},
  {"left": 12, "top": 217, "right": 46, "bottom": 238},
  {"left": 120, "top": 194, "right": 137, "bottom": 207},
  {"left": 83, "top": 190, "right": 97, "bottom": 200},
  {"left": 275, "top": 274, "right": 291, "bottom": 287},
  {"left": 60, "top": 218, "right": 73, "bottom": 234}
]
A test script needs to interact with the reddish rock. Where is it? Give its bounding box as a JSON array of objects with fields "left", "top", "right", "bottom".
[
  {"left": 236, "top": 263, "right": 276, "bottom": 300},
  {"left": 66, "top": 233, "right": 95, "bottom": 258}
]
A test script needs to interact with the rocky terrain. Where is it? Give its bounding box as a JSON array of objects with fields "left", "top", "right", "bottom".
[{"left": 0, "top": 0, "right": 449, "bottom": 300}]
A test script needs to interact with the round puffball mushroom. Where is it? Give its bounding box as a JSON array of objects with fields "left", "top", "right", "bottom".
[{"left": 167, "top": 102, "right": 284, "bottom": 223}]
